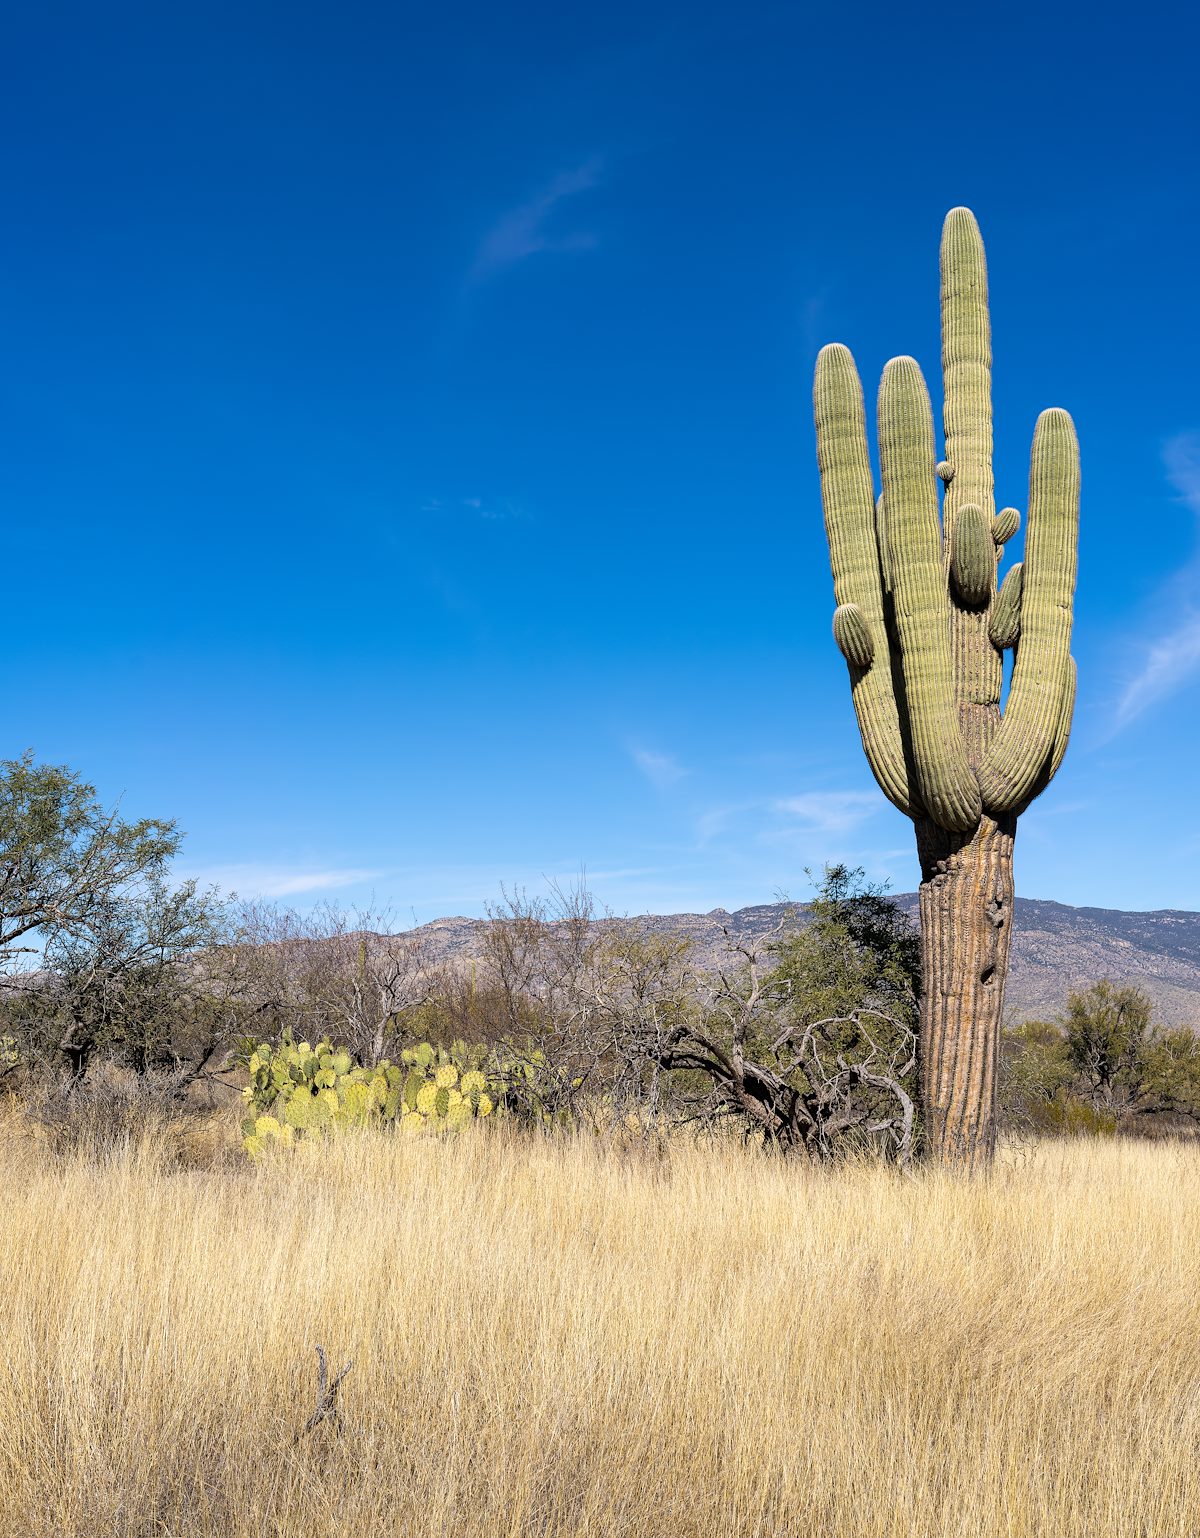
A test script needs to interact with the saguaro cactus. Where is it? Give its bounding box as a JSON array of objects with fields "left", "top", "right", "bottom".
[{"left": 813, "top": 208, "right": 1079, "bottom": 1169}]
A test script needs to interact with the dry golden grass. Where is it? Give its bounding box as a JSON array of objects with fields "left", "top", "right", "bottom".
[{"left": 0, "top": 1111, "right": 1197, "bottom": 1538}]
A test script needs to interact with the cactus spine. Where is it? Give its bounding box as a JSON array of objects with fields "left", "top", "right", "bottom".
[{"left": 813, "top": 208, "right": 1079, "bottom": 1168}]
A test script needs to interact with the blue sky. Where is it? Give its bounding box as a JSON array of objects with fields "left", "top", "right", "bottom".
[{"left": 5, "top": 0, "right": 1200, "bottom": 921}]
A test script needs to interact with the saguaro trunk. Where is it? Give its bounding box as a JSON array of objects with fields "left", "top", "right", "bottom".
[{"left": 916, "top": 814, "right": 1015, "bottom": 1169}]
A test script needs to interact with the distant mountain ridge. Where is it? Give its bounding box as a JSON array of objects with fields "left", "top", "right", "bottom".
[{"left": 406, "top": 896, "right": 1200, "bottom": 1027}]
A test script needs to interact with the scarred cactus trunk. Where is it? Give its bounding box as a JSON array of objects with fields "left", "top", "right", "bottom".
[
  {"left": 813, "top": 209, "right": 1079, "bottom": 1167},
  {"left": 916, "top": 815, "right": 1015, "bottom": 1168}
]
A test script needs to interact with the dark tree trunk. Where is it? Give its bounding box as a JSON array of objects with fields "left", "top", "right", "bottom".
[{"left": 916, "top": 813, "right": 1016, "bottom": 1170}]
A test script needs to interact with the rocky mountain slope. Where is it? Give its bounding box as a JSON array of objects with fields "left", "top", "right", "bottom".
[{"left": 407, "top": 897, "right": 1200, "bottom": 1026}]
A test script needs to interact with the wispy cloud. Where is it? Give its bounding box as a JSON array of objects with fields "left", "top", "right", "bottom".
[
  {"left": 420, "top": 495, "right": 530, "bottom": 522},
  {"left": 770, "top": 790, "right": 883, "bottom": 834},
  {"left": 187, "top": 865, "right": 382, "bottom": 899},
  {"left": 694, "top": 802, "right": 748, "bottom": 844},
  {"left": 469, "top": 159, "right": 602, "bottom": 283},
  {"left": 1114, "top": 432, "right": 1200, "bottom": 729},
  {"left": 1114, "top": 618, "right": 1200, "bottom": 729},
  {"left": 694, "top": 789, "right": 884, "bottom": 847},
  {"left": 630, "top": 746, "right": 690, "bottom": 790}
]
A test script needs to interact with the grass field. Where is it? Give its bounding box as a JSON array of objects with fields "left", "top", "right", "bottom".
[{"left": 0, "top": 1112, "right": 1197, "bottom": 1537}]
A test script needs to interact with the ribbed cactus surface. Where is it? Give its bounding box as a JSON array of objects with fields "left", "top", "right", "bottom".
[
  {"left": 814, "top": 209, "right": 1079, "bottom": 830},
  {"left": 812, "top": 208, "right": 1079, "bottom": 1167}
]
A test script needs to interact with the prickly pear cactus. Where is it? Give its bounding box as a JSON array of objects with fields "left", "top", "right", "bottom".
[
  {"left": 0, "top": 1035, "right": 19, "bottom": 1082},
  {"left": 239, "top": 1035, "right": 498, "bottom": 1154},
  {"left": 813, "top": 208, "right": 1080, "bottom": 1168}
]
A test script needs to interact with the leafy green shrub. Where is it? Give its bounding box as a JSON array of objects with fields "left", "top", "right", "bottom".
[
  {"left": 1142, "top": 1026, "right": 1200, "bottom": 1118},
  {"left": 1032, "top": 1092, "right": 1118, "bottom": 1138},
  {"left": 1000, "top": 1020, "right": 1073, "bottom": 1128},
  {"left": 1002, "top": 986, "right": 1200, "bottom": 1136}
]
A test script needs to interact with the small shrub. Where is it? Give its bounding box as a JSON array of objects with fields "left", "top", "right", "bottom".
[
  {"left": 23, "top": 1064, "right": 208, "bottom": 1164},
  {"left": 1034, "top": 1091, "right": 1118, "bottom": 1138}
]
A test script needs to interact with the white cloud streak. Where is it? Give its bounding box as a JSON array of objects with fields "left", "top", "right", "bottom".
[
  {"left": 630, "top": 747, "right": 689, "bottom": 790},
  {"left": 1115, "top": 432, "right": 1200, "bottom": 729},
  {"left": 188, "top": 865, "right": 382, "bottom": 899},
  {"left": 469, "top": 160, "right": 602, "bottom": 282},
  {"left": 771, "top": 791, "right": 883, "bottom": 834}
]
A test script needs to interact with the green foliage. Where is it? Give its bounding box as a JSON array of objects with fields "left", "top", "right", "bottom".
[
  {"left": 1142, "top": 1026, "right": 1200, "bottom": 1114},
  {"left": 47, "top": 872, "right": 226, "bottom": 1078},
  {"left": 1036, "top": 1094, "right": 1118, "bottom": 1138},
  {"left": 762, "top": 866, "right": 919, "bottom": 1150},
  {"left": 239, "top": 1035, "right": 498, "bottom": 1154},
  {"left": 769, "top": 865, "right": 919, "bottom": 1027},
  {"left": 0, "top": 753, "right": 179, "bottom": 960},
  {"left": 485, "top": 1043, "right": 581, "bottom": 1129},
  {"left": 0, "top": 752, "right": 204, "bottom": 1079},
  {"left": 1002, "top": 982, "right": 1200, "bottom": 1132},
  {"left": 1000, "top": 1020, "right": 1080, "bottom": 1131},
  {"left": 660, "top": 864, "right": 922, "bottom": 1159},
  {"left": 1001, "top": 1020, "right": 1072, "bottom": 1110},
  {"left": 1062, "top": 982, "right": 1152, "bottom": 1106}
]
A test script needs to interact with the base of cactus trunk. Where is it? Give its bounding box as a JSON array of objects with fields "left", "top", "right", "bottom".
[{"left": 915, "top": 813, "right": 1016, "bottom": 1170}]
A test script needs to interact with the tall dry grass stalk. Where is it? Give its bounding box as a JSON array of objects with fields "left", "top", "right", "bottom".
[{"left": 0, "top": 1111, "right": 1197, "bottom": 1536}]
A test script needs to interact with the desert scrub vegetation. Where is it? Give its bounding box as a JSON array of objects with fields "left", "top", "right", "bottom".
[
  {"left": 2, "top": 802, "right": 928, "bottom": 1162},
  {"left": 1003, "top": 979, "right": 1200, "bottom": 1136},
  {"left": 0, "top": 1114, "right": 1198, "bottom": 1538}
]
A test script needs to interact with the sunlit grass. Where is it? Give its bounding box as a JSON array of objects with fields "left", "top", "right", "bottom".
[{"left": 0, "top": 1110, "right": 1197, "bottom": 1536}]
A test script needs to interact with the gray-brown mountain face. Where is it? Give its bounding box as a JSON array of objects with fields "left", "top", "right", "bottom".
[
  {"left": 900, "top": 897, "right": 1200, "bottom": 1024},
  {"left": 407, "top": 898, "right": 1200, "bottom": 1027}
]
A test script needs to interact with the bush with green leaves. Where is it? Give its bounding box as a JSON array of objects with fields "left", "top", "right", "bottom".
[
  {"left": 751, "top": 865, "right": 920, "bottom": 1155},
  {"left": 239, "top": 1036, "right": 497, "bottom": 1154},
  {"left": 627, "top": 868, "right": 921, "bottom": 1162},
  {"left": 1002, "top": 982, "right": 1200, "bottom": 1134}
]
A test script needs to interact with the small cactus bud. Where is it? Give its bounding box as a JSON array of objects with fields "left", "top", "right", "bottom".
[
  {"left": 936, "top": 461, "right": 955, "bottom": 483},
  {"left": 993, "top": 506, "right": 1021, "bottom": 546},
  {"left": 832, "top": 603, "right": 875, "bottom": 668},
  {"left": 950, "top": 503, "right": 993, "bottom": 608}
]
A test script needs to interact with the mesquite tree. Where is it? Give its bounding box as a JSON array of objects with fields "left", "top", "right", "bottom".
[{"left": 813, "top": 207, "right": 1079, "bottom": 1168}]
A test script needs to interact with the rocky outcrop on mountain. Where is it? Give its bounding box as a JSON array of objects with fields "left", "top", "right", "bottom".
[{"left": 402, "top": 898, "right": 1200, "bottom": 1027}]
